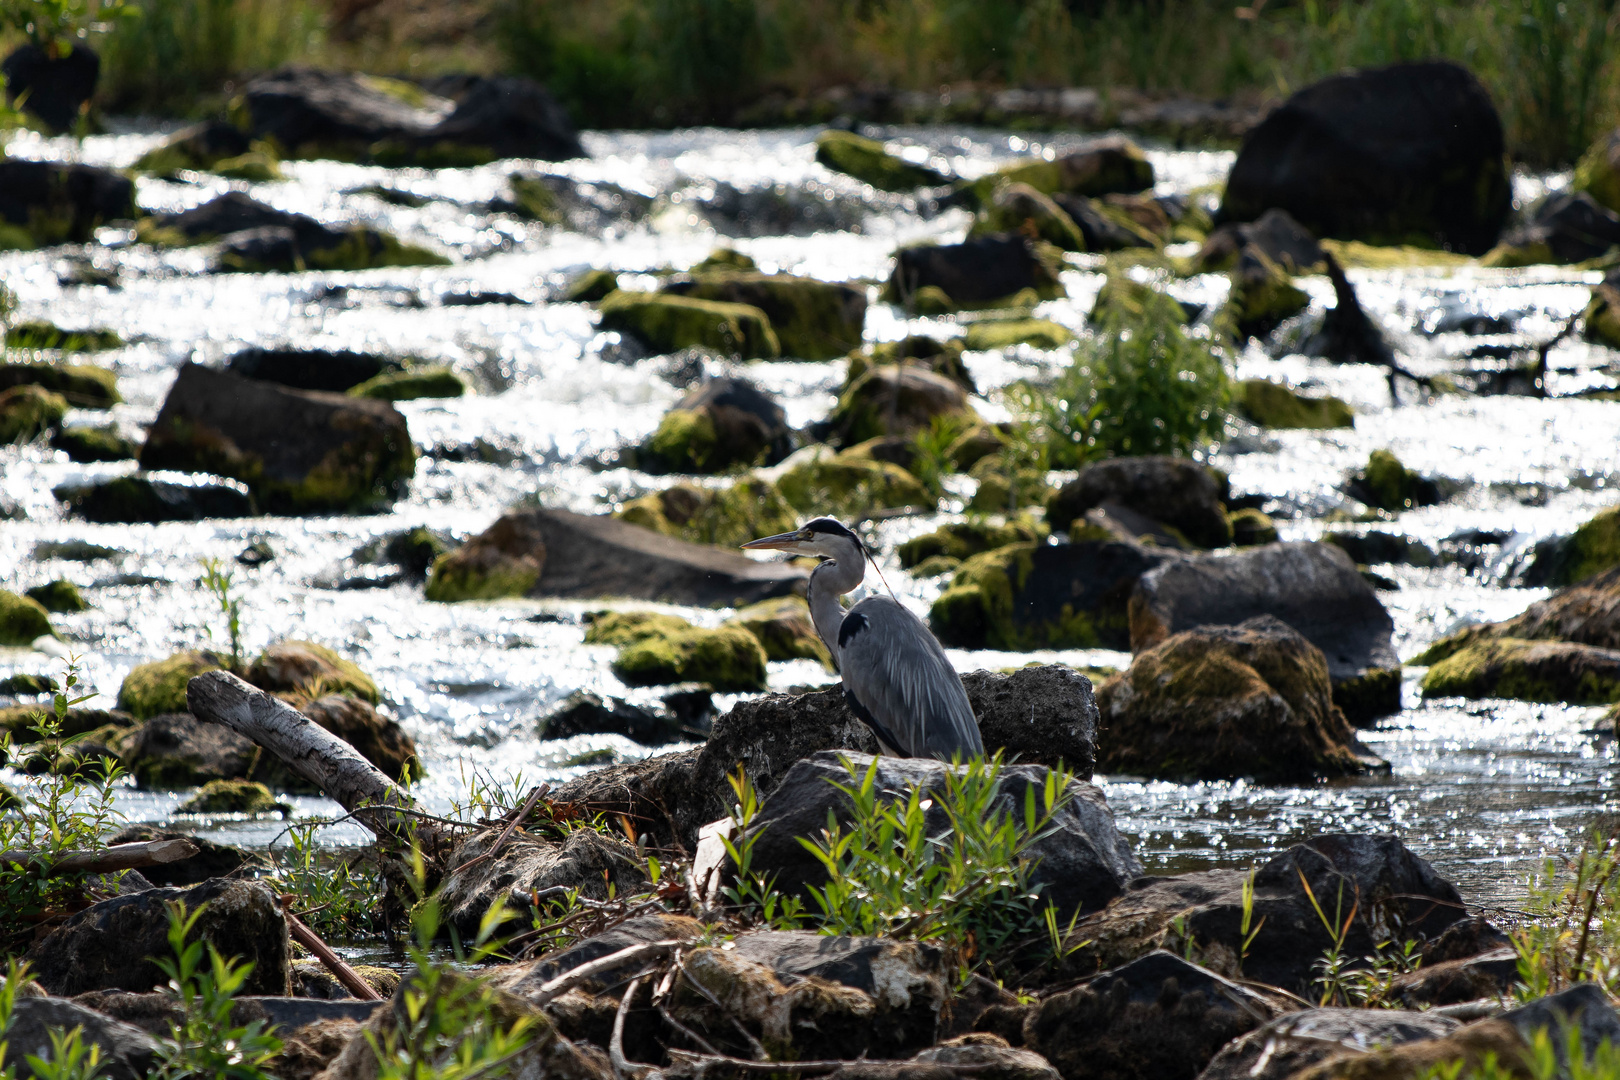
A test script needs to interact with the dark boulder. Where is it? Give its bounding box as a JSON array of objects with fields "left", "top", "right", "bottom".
[
  {"left": 1420, "top": 637, "right": 1620, "bottom": 705},
  {"left": 539, "top": 690, "right": 685, "bottom": 744},
  {"left": 489, "top": 913, "right": 707, "bottom": 998},
  {"left": 437, "top": 828, "right": 647, "bottom": 939},
  {"left": 1219, "top": 61, "right": 1511, "bottom": 254},
  {"left": 1026, "top": 952, "right": 1282, "bottom": 1080},
  {"left": 416, "top": 74, "right": 582, "bottom": 161},
  {"left": 2, "top": 43, "right": 98, "bottom": 133},
  {"left": 1195, "top": 208, "right": 1325, "bottom": 273},
  {"left": 1096, "top": 615, "right": 1379, "bottom": 782},
  {"left": 661, "top": 272, "right": 867, "bottom": 359},
  {"left": 1388, "top": 947, "right": 1518, "bottom": 1008},
  {"left": 139, "top": 363, "right": 416, "bottom": 514},
  {"left": 827, "top": 364, "right": 972, "bottom": 446},
  {"left": 224, "top": 346, "right": 403, "bottom": 392},
  {"left": 120, "top": 712, "right": 259, "bottom": 789},
  {"left": 1058, "top": 834, "right": 1465, "bottom": 995},
  {"left": 109, "top": 825, "right": 267, "bottom": 887},
  {"left": 1, "top": 997, "right": 160, "bottom": 1080},
  {"left": 1052, "top": 192, "right": 1156, "bottom": 251},
  {"left": 1047, "top": 457, "right": 1232, "bottom": 548},
  {"left": 0, "top": 158, "right": 134, "bottom": 246},
  {"left": 26, "top": 877, "right": 290, "bottom": 996},
  {"left": 54, "top": 474, "right": 256, "bottom": 523},
  {"left": 1489, "top": 191, "right": 1620, "bottom": 266},
  {"left": 1197, "top": 1008, "right": 1459, "bottom": 1080},
  {"left": 742, "top": 751, "right": 1142, "bottom": 923},
  {"left": 885, "top": 235, "right": 1063, "bottom": 310},
  {"left": 143, "top": 191, "right": 441, "bottom": 272},
  {"left": 236, "top": 67, "right": 444, "bottom": 158}
]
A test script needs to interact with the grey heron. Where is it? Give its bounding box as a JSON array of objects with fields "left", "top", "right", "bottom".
[{"left": 742, "top": 517, "right": 985, "bottom": 761}]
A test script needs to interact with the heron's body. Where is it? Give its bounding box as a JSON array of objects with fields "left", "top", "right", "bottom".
[{"left": 744, "top": 517, "right": 985, "bottom": 761}]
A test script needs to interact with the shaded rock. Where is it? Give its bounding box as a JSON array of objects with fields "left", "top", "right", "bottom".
[
  {"left": 662, "top": 272, "right": 867, "bottom": 360},
  {"left": 109, "top": 825, "right": 268, "bottom": 887},
  {"left": 1059, "top": 834, "right": 1465, "bottom": 995},
  {"left": 0, "top": 361, "right": 120, "bottom": 408},
  {"left": 973, "top": 181, "right": 1087, "bottom": 252},
  {"left": 1299, "top": 253, "right": 1395, "bottom": 366},
  {"left": 539, "top": 690, "right": 684, "bottom": 744},
  {"left": 120, "top": 711, "right": 258, "bottom": 789},
  {"left": 727, "top": 595, "right": 831, "bottom": 666},
  {"left": 117, "top": 651, "right": 224, "bottom": 720},
  {"left": 585, "top": 610, "right": 768, "bottom": 692},
  {"left": 884, "top": 235, "right": 1064, "bottom": 311},
  {"left": 744, "top": 751, "right": 1141, "bottom": 923},
  {"left": 1325, "top": 530, "right": 1436, "bottom": 568},
  {"left": 1484, "top": 191, "right": 1620, "bottom": 267},
  {"left": 139, "top": 363, "right": 416, "bottom": 514},
  {"left": 1, "top": 42, "right": 97, "bottom": 132},
  {"left": 26, "top": 877, "right": 289, "bottom": 996},
  {"left": 490, "top": 913, "right": 708, "bottom": 997},
  {"left": 1523, "top": 506, "right": 1620, "bottom": 588},
  {"left": 54, "top": 474, "right": 257, "bottom": 524},
  {"left": 1027, "top": 952, "right": 1281, "bottom": 1080},
  {"left": 1197, "top": 1008, "right": 1459, "bottom": 1080},
  {"left": 425, "top": 513, "right": 546, "bottom": 602},
  {"left": 437, "top": 827, "right": 648, "bottom": 939},
  {"left": 414, "top": 74, "right": 582, "bottom": 162},
  {"left": 268, "top": 1017, "right": 363, "bottom": 1080},
  {"left": 1228, "top": 508, "right": 1278, "bottom": 546},
  {"left": 50, "top": 423, "right": 138, "bottom": 462},
  {"left": 636, "top": 376, "right": 792, "bottom": 474},
  {"left": 0, "top": 707, "right": 135, "bottom": 742},
  {"left": 599, "top": 290, "right": 780, "bottom": 359},
  {"left": 1195, "top": 208, "right": 1325, "bottom": 273},
  {"left": 290, "top": 693, "right": 417, "bottom": 780},
  {"left": 816, "top": 130, "right": 948, "bottom": 191},
  {"left": 897, "top": 1039, "right": 1060, "bottom": 1080},
  {"left": 0, "top": 997, "right": 160, "bottom": 1080},
  {"left": 1388, "top": 947, "right": 1517, "bottom": 1008},
  {"left": 968, "top": 138, "right": 1154, "bottom": 205},
  {"left": 0, "top": 589, "right": 54, "bottom": 646},
  {"left": 847, "top": 335, "right": 975, "bottom": 394},
  {"left": 1347, "top": 449, "right": 1444, "bottom": 512},
  {"left": 1420, "top": 637, "right": 1620, "bottom": 705},
  {"left": 564, "top": 268, "right": 619, "bottom": 303},
  {"left": 1219, "top": 61, "right": 1510, "bottom": 254},
  {"left": 827, "top": 364, "right": 972, "bottom": 446},
  {"left": 0, "top": 384, "right": 66, "bottom": 443},
  {"left": 1047, "top": 457, "right": 1231, "bottom": 549},
  {"left": 143, "top": 191, "right": 444, "bottom": 271},
  {"left": 224, "top": 346, "right": 403, "bottom": 392},
  {"left": 0, "top": 158, "right": 134, "bottom": 246},
  {"left": 1096, "top": 615, "right": 1376, "bottom": 781},
  {"left": 177, "top": 778, "right": 284, "bottom": 815},
  {"left": 63, "top": 990, "right": 181, "bottom": 1037},
  {"left": 235, "top": 67, "right": 447, "bottom": 159},
  {"left": 615, "top": 477, "right": 798, "bottom": 550},
  {"left": 1227, "top": 247, "right": 1309, "bottom": 341},
  {"left": 131, "top": 119, "right": 257, "bottom": 175},
  {"left": 898, "top": 518, "right": 1047, "bottom": 569}
]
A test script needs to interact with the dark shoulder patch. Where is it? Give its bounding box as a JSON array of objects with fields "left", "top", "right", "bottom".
[{"left": 837, "top": 611, "right": 869, "bottom": 649}]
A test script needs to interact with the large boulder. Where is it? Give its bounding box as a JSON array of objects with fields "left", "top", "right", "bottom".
[
  {"left": 1047, "top": 457, "right": 1232, "bottom": 549},
  {"left": 1219, "top": 61, "right": 1511, "bottom": 255},
  {"left": 1096, "top": 616, "right": 1377, "bottom": 781},
  {"left": 1, "top": 997, "right": 161, "bottom": 1080},
  {"left": 0, "top": 158, "right": 133, "bottom": 247},
  {"left": 1426, "top": 563, "right": 1620, "bottom": 658},
  {"left": 1, "top": 43, "right": 98, "bottom": 133},
  {"left": 635, "top": 376, "right": 792, "bottom": 474},
  {"left": 585, "top": 610, "right": 768, "bottom": 692},
  {"left": 1198, "top": 1008, "right": 1459, "bottom": 1080},
  {"left": 139, "top": 362, "right": 416, "bottom": 514},
  {"left": 884, "top": 235, "right": 1064, "bottom": 311},
  {"left": 224, "top": 346, "right": 403, "bottom": 393},
  {"left": 436, "top": 828, "right": 647, "bottom": 939},
  {"left": 1058, "top": 834, "right": 1465, "bottom": 996},
  {"left": 120, "top": 712, "right": 258, "bottom": 789},
  {"left": 428, "top": 507, "right": 805, "bottom": 607},
  {"left": 742, "top": 751, "right": 1142, "bottom": 923},
  {"left": 661, "top": 272, "right": 867, "bottom": 359},
  {"left": 25, "top": 877, "right": 289, "bottom": 996},
  {"left": 1129, "top": 542, "right": 1400, "bottom": 721},
  {"left": 827, "top": 365, "right": 973, "bottom": 446}
]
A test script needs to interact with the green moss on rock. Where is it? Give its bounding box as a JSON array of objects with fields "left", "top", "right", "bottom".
[
  {"left": 1237, "top": 379, "right": 1354, "bottom": 429},
  {"left": 177, "top": 779, "right": 284, "bottom": 815},
  {"left": 929, "top": 542, "right": 1111, "bottom": 650},
  {"left": 6, "top": 321, "right": 123, "bottom": 352},
  {"left": 814, "top": 130, "right": 948, "bottom": 192},
  {"left": 966, "top": 451, "right": 1053, "bottom": 515},
  {"left": 598, "top": 290, "right": 780, "bottom": 359},
  {"left": 692, "top": 248, "right": 756, "bottom": 272},
  {"left": 248, "top": 640, "right": 379, "bottom": 704},
  {"left": 583, "top": 610, "right": 694, "bottom": 647},
  {"left": 726, "top": 596, "right": 831, "bottom": 667},
  {"left": 1525, "top": 506, "right": 1620, "bottom": 588},
  {"left": 896, "top": 517, "right": 1047, "bottom": 568},
  {"left": 970, "top": 181, "right": 1086, "bottom": 252},
  {"left": 1352, "top": 449, "right": 1440, "bottom": 512},
  {"left": 591, "top": 613, "right": 768, "bottom": 691},
  {"left": 425, "top": 515, "right": 546, "bottom": 603},
  {"left": 24, "top": 579, "right": 87, "bottom": 613},
  {"left": 616, "top": 478, "right": 798, "bottom": 548},
  {"left": 117, "top": 651, "right": 225, "bottom": 719},
  {"left": 908, "top": 554, "right": 962, "bottom": 578},
  {"left": 662, "top": 272, "right": 864, "bottom": 360},
  {"left": 348, "top": 367, "right": 466, "bottom": 401},
  {"left": 1228, "top": 508, "right": 1279, "bottom": 546},
  {"left": 1227, "top": 249, "right": 1309, "bottom": 340},
  {"left": 0, "top": 362, "right": 120, "bottom": 408},
  {"left": 1421, "top": 637, "right": 1620, "bottom": 705},
  {"left": 51, "top": 424, "right": 137, "bottom": 462},
  {"left": 563, "top": 269, "right": 620, "bottom": 303},
  {"left": 0, "top": 385, "right": 67, "bottom": 443},
  {"left": 0, "top": 590, "right": 55, "bottom": 646},
  {"left": 774, "top": 447, "right": 932, "bottom": 516},
  {"left": 962, "top": 318, "right": 1073, "bottom": 351},
  {"left": 1575, "top": 128, "right": 1620, "bottom": 214}
]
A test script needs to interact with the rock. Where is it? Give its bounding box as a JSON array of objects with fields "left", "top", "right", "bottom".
[
  {"left": 827, "top": 365, "right": 972, "bottom": 445},
  {"left": 884, "top": 235, "right": 1064, "bottom": 311},
  {"left": 973, "top": 182, "right": 1087, "bottom": 252},
  {"left": 1047, "top": 457, "right": 1232, "bottom": 549},
  {"left": 131, "top": 120, "right": 258, "bottom": 175},
  {"left": 962, "top": 318, "right": 1073, "bottom": 351},
  {"left": 1027, "top": 952, "right": 1282, "bottom": 1080},
  {"left": 744, "top": 751, "right": 1141, "bottom": 922},
  {"left": 0, "top": 997, "right": 161, "bottom": 1080},
  {"left": 727, "top": 595, "right": 830, "bottom": 666},
  {"left": 774, "top": 445, "right": 933, "bottom": 515},
  {"left": 435, "top": 507, "right": 804, "bottom": 607},
  {"left": 248, "top": 639, "right": 379, "bottom": 704},
  {"left": 847, "top": 335, "right": 975, "bottom": 394},
  {"left": 26, "top": 877, "right": 289, "bottom": 996},
  {"left": 51, "top": 423, "right": 138, "bottom": 462},
  {"left": 585, "top": 610, "right": 768, "bottom": 692},
  {"left": 898, "top": 519, "right": 1046, "bottom": 569},
  {"left": 895, "top": 1039, "right": 1060, "bottom": 1080},
  {"left": 564, "top": 268, "right": 620, "bottom": 302},
  {"left": 1096, "top": 616, "right": 1376, "bottom": 781},
  {"left": 815, "top": 130, "right": 948, "bottom": 191},
  {"left": 1197, "top": 1008, "right": 1459, "bottom": 1080},
  {"left": 0, "top": 158, "right": 134, "bottom": 247},
  {"left": 413, "top": 74, "right": 583, "bottom": 162},
  {"left": 6, "top": 321, "right": 122, "bottom": 352},
  {"left": 598, "top": 290, "right": 780, "bottom": 359},
  {"left": 1195, "top": 208, "right": 1326, "bottom": 273},
  {"left": 1420, "top": 637, "right": 1620, "bottom": 704},
  {"left": 291, "top": 693, "right": 418, "bottom": 780},
  {"left": 930, "top": 538, "right": 1172, "bottom": 651},
  {"left": 616, "top": 477, "right": 798, "bottom": 550},
  {"left": 268, "top": 1017, "right": 363, "bottom": 1080},
  {"left": 425, "top": 513, "right": 546, "bottom": 602},
  {"left": 661, "top": 272, "right": 867, "bottom": 360},
  {"left": 0, "top": 384, "right": 66, "bottom": 443},
  {"left": 1485, "top": 191, "right": 1620, "bottom": 267},
  {"left": 1577, "top": 127, "right": 1620, "bottom": 214},
  {"left": 232, "top": 67, "right": 448, "bottom": 159},
  {"left": 1524, "top": 506, "right": 1620, "bottom": 587},
  {"left": 636, "top": 376, "right": 792, "bottom": 474},
  {"left": 355, "top": 527, "right": 447, "bottom": 580},
  {"left": 438, "top": 827, "right": 647, "bottom": 939},
  {"left": 491, "top": 913, "right": 707, "bottom": 996},
  {"left": 1348, "top": 449, "right": 1443, "bottom": 512},
  {"left": 969, "top": 138, "right": 1154, "bottom": 204},
  {"left": 54, "top": 474, "right": 257, "bottom": 524},
  {"left": 177, "top": 778, "right": 285, "bottom": 815},
  {"left": 291, "top": 960, "right": 398, "bottom": 1000},
  {"left": 1227, "top": 247, "right": 1309, "bottom": 341},
  {"left": 1228, "top": 509, "right": 1278, "bottom": 546},
  {"left": 0, "top": 589, "right": 54, "bottom": 646},
  {"left": 1, "top": 706, "right": 134, "bottom": 742},
  {"left": 225, "top": 346, "right": 403, "bottom": 392},
  {"left": 348, "top": 367, "right": 465, "bottom": 401},
  {"left": 139, "top": 363, "right": 416, "bottom": 514},
  {"left": 1387, "top": 947, "right": 1518, "bottom": 1008},
  {"left": 1325, "top": 531, "right": 1435, "bottom": 568},
  {"left": 23, "top": 579, "right": 86, "bottom": 613},
  {"left": 1236, "top": 379, "right": 1353, "bottom": 429},
  {"left": 1060, "top": 833, "right": 1465, "bottom": 995},
  {"left": 0, "top": 361, "right": 120, "bottom": 407},
  {"left": 108, "top": 825, "right": 267, "bottom": 887},
  {"left": 539, "top": 690, "right": 683, "bottom": 744},
  {"left": 1219, "top": 61, "right": 1511, "bottom": 255},
  {"left": 117, "top": 651, "right": 226, "bottom": 719},
  {"left": 1, "top": 42, "right": 98, "bottom": 132},
  {"left": 120, "top": 712, "right": 259, "bottom": 789}
]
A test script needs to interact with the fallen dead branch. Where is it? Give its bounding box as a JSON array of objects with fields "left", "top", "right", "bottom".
[
  {"left": 0, "top": 838, "right": 198, "bottom": 875},
  {"left": 284, "top": 907, "right": 383, "bottom": 1002}
]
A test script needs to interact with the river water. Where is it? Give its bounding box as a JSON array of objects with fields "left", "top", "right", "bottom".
[{"left": 0, "top": 124, "right": 1614, "bottom": 909}]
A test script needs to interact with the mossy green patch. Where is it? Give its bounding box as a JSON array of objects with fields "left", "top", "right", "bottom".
[
  {"left": 814, "top": 130, "right": 948, "bottom": 192},
  {"left": 616, "top": 478, "right": 798, "bottom": 548},
  {"left": 583, "top": 610, "right": 695, "bottom": 647},
  {"left": 1574, "top": 130, "right": 1620, "bottom": 215},
  {"left": 896, "top": 517, "right": 1047, "bottom": 568},
  {"left": 962, "top": 318, "right": 1073, "bottom": 351},
  {"left": 663, "top": 272, "right": 863, "bottom": 360},
  {"left": 0, "top": 362, "right": 120, "bottom": 408},
  {"left": 598, "top": 290, "right": 780, "bottom": 359},
  {"left": 6, "top": 321, "right": 123, "bottom": 352},
  {"left": 1480, "top": 240, "right": 1557, "bottom": 268},
  {"left": 177, "top": 779, "right": 283, "bottom": 815},
  {"left": 117, "top": 651, "right": 226, "bottom": 719},
  {"left": 51, "top": 424, "right": 137, "bottom": 462},
  {"left": 970, "top": 181, "right": 1087, "bottom": 252},
  {"left": 1354, "top": 449, "right": 1434, "bottom": 512},
  {"left": 726, "top": 596, "right": 831, "bottom": 667},
  {"left": 643, "top": 408, "right": 724, "bottom": 473},
  {"left": 692, "top": 248, "right": 756, "bottom": 272},
  {"left": 0, "top": 385, "right": 67, "bottom": 443},
  {"left": 563, "top": 269, "right": 620, "bottom": 303},
  {"left": 0, "top": 589, "right": 54, "bottom": 646},
  {"left": 966, "top": 451, "right": 1053, "bottom": 515},
  {"left": 1532, "top": 505, "right": 1620, "bottom": 587},
  {"left": 348, "top": 366, "right": 466, "bottom": 401},
  {"left": 1227, "top": 507, "right": 1279, "bottom": 547},
  {"left": 591, "top": 613, "right": 769, "bottom": 691},
  {"left": 774, "top": 448, "right": 932, "bottom": 517},
  {"left": 928, "top": 542, "right": 1116, "bottom": 650},
  {"left": 24, "top": 579, "right": 87, "bottom": 613},
  {"left": 1420, "top": 637, "right": 1620, "bottom": 705},
  {"left": 1227, "top": 250, "right": 1309, "bottom": 339},
  {"left": 1237, "top": 379, "right": 1354, "bottom": 429},
  {"left": 424, "top": 540, "right": 541, "bottom": 603}
]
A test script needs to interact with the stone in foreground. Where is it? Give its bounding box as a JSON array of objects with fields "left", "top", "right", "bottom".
[{"left": 1197, "top": 1008, "right": 1459, "bottom": 1080}]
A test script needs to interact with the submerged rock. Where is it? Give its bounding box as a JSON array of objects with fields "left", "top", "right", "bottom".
[
  {"left": 884, "top": 234, "right": 1064, "bottom": 311},
  {"left": 662, "top": 272, "right": 867, "bottom": 360},
  {"left": 815, "top": 129, "right": 949, "bottom": 191},
  {"left": 967, "top": 137, "right": 1154, "bottom": 205},
  {"left": 177, "top": 778, "right": 284, "bottom": 815},
  {"left": 348, "top": 366, "right": 465, "bottom": 402},
  {"left": 1198, "top": 1008, "right": 1459, "bottom": 1080},
  {"left": 1047, "top": 457, "right": 1232, "bottom": 549},
  {"left": 24, "top": 579, "right": 87, "bottom": 613},
  {"left": 598, "top": 290, "right": 780, "bottom": 359},
  {"left": 1236, "top": 378, "right": 1353, "bottom": 429}
]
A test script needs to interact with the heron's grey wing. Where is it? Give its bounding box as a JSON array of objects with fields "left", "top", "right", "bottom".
[{"left": 838, "top": 596, "right": 985, "bottom": 761}]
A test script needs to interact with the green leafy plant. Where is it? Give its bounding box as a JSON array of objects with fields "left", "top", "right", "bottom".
[
  {"left": 718, "top": 766, "right": 804, "bottom": 928},
  {"left": 153, "top": 901, "right": 281, "bottom": 1080},
  {"left": 0, "top": 960, "right": 39, "bottom": 1080},
  {"left": 1238, "top": 864, "right": 1265, "bottom": 969},
  {"left": 269, "top": 823, "right": 386, "bottom": 942},
  {"left": 22, "top": 1026, "right": 104, "bottom": 1080},
  {"left": 907, "top": 413, "right": 972, "bottom": 501},
  {"left": 1509, "top": 820, "right": 1620, "bottom": 1001},
  {"left": 0, "top": 0, "right": 137, "bottom": 52},
  {"left": 1298, "top": 868, "right": 1359, "bottom": 1006},
  {"left": 198, "top": 557, "right": 244, "bottom": 671}
]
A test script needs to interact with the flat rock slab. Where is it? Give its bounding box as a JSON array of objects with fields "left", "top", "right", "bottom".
[{"left": 1197, "top": 1007, "right": 1459, "bottom": 1080}]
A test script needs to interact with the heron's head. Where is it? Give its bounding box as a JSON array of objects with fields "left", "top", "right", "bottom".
[{"left": 742, "top": 517, "right": 864, "bottom": 562}]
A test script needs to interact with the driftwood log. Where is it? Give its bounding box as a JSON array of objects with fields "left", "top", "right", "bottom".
[{"left": 0, "top": 838, "right": 199, "bottom": 875}]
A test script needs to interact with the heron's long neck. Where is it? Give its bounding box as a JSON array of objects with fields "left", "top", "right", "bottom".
[{"left": 808, "top": 556, "right": 864, "bottom": 657}]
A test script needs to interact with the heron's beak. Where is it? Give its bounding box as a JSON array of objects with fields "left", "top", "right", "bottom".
[{"left": 742, "top": 528, "right": 812, "bottom": 551}]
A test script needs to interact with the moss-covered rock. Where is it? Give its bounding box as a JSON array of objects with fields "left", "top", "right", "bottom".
[
  {"left": 0, "top": 590, "right": 54, "bottom": 646},
  {"left": 117, "top": 651, "right": 226, "bottom": 720},
  {"left": 1226, "top": 248, "right": 1309, "bottom": 341},
  {"left": 1348, "top": 449, "right": 1443, "bottom": 512},
  {"left": 53, "top": 474, "right": 256, "bottom": 524},
  {"left": 1228, "top": 508, "right": 1279, "bottom": 546},
  {"left": 563, "top": 269, "right": 619, "bottom": 303},
  {"left": 1584, "top": 277, "right": 1620, "bottom": 349},
  {"left": 426, "top": 515, "right": 546, "bottom": 602},
  {"left": 1524, "top": 506, "right": 1620, "bottom": 587},
  {"left": 348, "top": 367, "right": 466, "bottom": 401},
  {"left": 634, "top": 377, "right": 791, "bottom": 476},
  {"left": 896, "top": 517, "right": 1047, "bottom": 568},
  {"left": 583, "top": 610, "right": 694, "bottom": 647},
  {"left": 1236, "top": 379, "right": 1354, "bottom": 429},
  {"left": 774, "top": 446, "right": 933, "bottom": 516},
  {"left": 1575, "top": 127, "right": 1620, "bottom": 214},
  {"left": 24, "top": 579, "right": 87, "bottom": 613},
  {"left": 726, "top": 596, "right": 831, "bottom": 667},
  {"left": 962, "top": 318, "right": 1073, "bottom": 351},
  {"left": 248, "top": 640, "right": 379, "bottom": 704},
  {"left": 177, "top": 779, "right": 284, "bottom": 815},
  {"left": 617, "top": 478, "right": 798, "bottom": 548},
  {"left": 0, "top": 385, "right": 67, "bottom": 443},
  {"left": 965, "top": 138, "right": 1154, "bottom": 206},
  {"left": 966, "top": 451, "right": 1054, "bottom": 516},
  {"left": 0, "top": 361, "right": 120, "bottom": 408},
  {"left": 598, "top": 290, "right": 780, "bottom": 359},
  {"left": 970, "top": 181, "right": 1087, "bottom": 252},
  {"left": 6, "top": 322, "right": 123, "bottom": 352},
  {"left": 846, "top": 336, "right": 974, "bottom": 394},
  {"left": 131, "top": 121, "right": 278, "bottom": 178},
  {"left": 908, "top": 555, "right": 962, "bottom": 578},
  {"left": 586, "top": 611, "right": 768, "bottom": 691},
  {"left": 1420, "top": 637, "right": 1620, "bottom": 704},
  {"left": 1088, "top": 274, "right": 1188, "bottom": 327},
  {"left": 692, "top": 248, "right": 756, "bottom": 272},
  {"left": 1331, "top": 666, "right": 1403, "bottom": 727},
  {"left": 947, "top": 424, "right": 1008, "bottom": 470},
  {"left": 883, "top": 235, "right": 1066, "bottom": 312},
  {"left": 826, "top": 365, "right": 973, "bottom": 446},
  {"left": 661, "top": 272, "right": 866, "bottom": 360},
  {"left": 814, "top": 130, "right": 948, "bottom": 192},
  {"left": 930, "top": 542, "right": 1104, "bottom": 650},
  {"left": 50, "top": 424, "right": 138, "bottom": 462}
]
